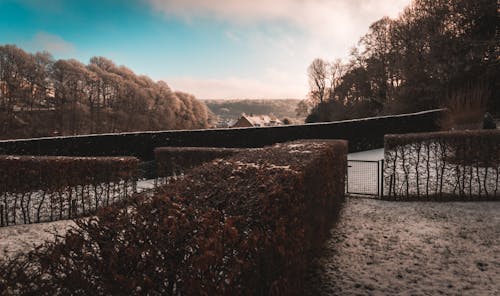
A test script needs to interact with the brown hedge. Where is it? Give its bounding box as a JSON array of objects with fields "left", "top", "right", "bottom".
[
  {"left": 385, "top": 130, "right": 500, "bottom": 150},
  {"left": 0, "top": 140, "right": 347, "bottom": 295},
  {"left": 384, "top": 130, "right": 500, "bottom": 200},
  {"left": 0, "top": 156, "right": 139, "bottom": 194},
  {"left": 0, "top": 109, "right": 444, "bottom": 160},
  {"left": 154, "top": 147, "right": 245, "bottom": 177},
  {"left": 0, "top": 156, "right": 139, "bottom": 226}
]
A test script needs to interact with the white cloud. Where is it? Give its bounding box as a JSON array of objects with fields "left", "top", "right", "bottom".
[
  {"left": 149, "top": 0, "right": 411, "bottom": 63},
  {"left": 149, "top": 0, "right": 411, "bottom": 98},
  {"left": 147, "top": 0, "right": 409, "bottom": 42},
  {"left": 147, "top": 0, "right": 408, "bottom": 24},
  {"left": 31, "top": 32, "right": 76, "bottom": 55},
  {"left": 225, "top": 30, "right": 241, "bottom": 42}
]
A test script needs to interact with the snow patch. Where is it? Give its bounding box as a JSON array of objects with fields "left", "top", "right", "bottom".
[
  {"left": 0, "top": 220, "right": 76, "bottom": 262},
  {"left": 305, "top": 198, "right": 500, "bottom": 295},
  {"left": 289, "top": 150, "right": 312, "bottom": 154}
]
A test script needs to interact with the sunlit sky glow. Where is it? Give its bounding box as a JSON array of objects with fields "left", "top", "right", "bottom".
[{"left": 0, "top": 0, "right": 410, "bottom": 99}]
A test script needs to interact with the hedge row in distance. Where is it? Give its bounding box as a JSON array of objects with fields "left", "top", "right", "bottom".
[
  {"left": 0, "top": 140, "right": 347, "bottom": 295},
  {"left": 0, "top": 109, "right": 444, "bottom": 160}
]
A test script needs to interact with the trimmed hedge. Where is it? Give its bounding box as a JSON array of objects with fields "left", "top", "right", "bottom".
[
  {"left": 0, "top": 109, "right": 444, "bottom": 160},
  {"left": 0, "top": 156, "right": 138, "bottom": 193},
  {"left": 384, "top": 130, "right": 500, "bottom": 200},
  {"left": 0, "top": 156, "right": 139, "bottom": 226},
  {"left": 154, "top": 147, "right": 245, "bottom": 177},
  {"left": 0, "top": 140, "right": 347, "bottom": 295}
]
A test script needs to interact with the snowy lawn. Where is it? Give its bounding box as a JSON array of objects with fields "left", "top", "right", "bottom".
[
  {"left": 348, "top": 148, "right": 384, "bottom": 161},
  {"left": 305, "top": 197, "right": 500, "bottom": 295},
  {"left": 0, "top": 219, "right": 75, "bottom": 262}
]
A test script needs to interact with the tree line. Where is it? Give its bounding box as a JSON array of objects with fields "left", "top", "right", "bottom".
[
  {"left": 0, "top": 45, "right": 212, "bottom": 139},
  {"left": 305, "top": 0, "right": 498, "bottom": 124}
]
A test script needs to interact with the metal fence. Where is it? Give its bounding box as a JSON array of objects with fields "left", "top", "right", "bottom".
[{"left": 347, "top": 160, "right": 384, "bottom": 197}]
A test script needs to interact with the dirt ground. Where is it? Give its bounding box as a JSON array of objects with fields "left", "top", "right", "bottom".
[{"left": 305, "top": 197, "right": 500, "bottom": 296}]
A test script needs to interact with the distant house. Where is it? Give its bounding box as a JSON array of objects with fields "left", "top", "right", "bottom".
[
  {"left": 213, "top": 118, "right": 238, "bottom": 128},
  {"left": 231, "top": 114, "right": 282, "bottom": 128}
]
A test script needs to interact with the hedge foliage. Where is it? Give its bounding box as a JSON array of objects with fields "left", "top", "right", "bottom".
[
  {"left": 0, "top": 156, "right": 138, "bottom": 193},
  {"left": 0, "top": 156, "right": 139, "bottom": 226},
  {"left": 154, "top": 147, "right": 244, "bottom": 177},
  {"left": 0, "top": 140, "right": 347, "bottom": 295},
  {"left": 384, "top": 130, "right": 500, "bottom": 200}
]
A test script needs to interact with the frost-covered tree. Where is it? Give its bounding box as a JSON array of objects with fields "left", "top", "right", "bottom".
[{"left": 0, "top": 45, "right": 211, "bottom": 139}]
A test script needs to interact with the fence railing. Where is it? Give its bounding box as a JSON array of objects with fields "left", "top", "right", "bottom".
[
  {"left": 346, "top": 160, "right": 384, "bottom": 197},
  {"left": 0, "top": 156, "right": 139, "bottom": 227},
  {"left": 0, "top": 181, "right": 136, "bottom": 227}
]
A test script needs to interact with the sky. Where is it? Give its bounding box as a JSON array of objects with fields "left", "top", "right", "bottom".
[{"left": 0, "top": 0, "right": 410, "bottom": 100}]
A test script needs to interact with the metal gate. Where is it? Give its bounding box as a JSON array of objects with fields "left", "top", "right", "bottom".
[{"left": 346, "top": 160, "right": 384, "bottom": 197}]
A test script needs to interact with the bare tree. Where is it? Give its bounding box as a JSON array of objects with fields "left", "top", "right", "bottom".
[
  {"left": 306, "top": 0, "right": 498, "bottom": 123},
  {"left": 295, "top": 99, "right": 313, "bottom": 117},
  {"left": 327, "top": 59, "right": 347, "bottom": 101},
  {"left": 307, "top": 58, "right": 328, "bottom": 104},
  {"left": 0, "top": 46, "right": 212, "bottom": 139}
]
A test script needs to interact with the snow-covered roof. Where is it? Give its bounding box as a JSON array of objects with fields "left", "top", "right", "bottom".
[
  {"left": 227, "top": 119, "right": 238, "bottom": 127},
  {"left": 239, "top": 114, "right": 282, "bottom": 127}
]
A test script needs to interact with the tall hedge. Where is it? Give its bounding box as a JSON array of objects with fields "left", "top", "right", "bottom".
[
  {"left": 0, "top": 140, "right": 347, "bottom": 295},
  {"left": 384, "top": 130, "right": 500, "bottom": 200},
  {"left": 0, "top": 109, "right": 444, "bottom": 160}
]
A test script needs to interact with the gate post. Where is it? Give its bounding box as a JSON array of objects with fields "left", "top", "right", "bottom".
[
  {"left": 345, "top": 163, "right": 350, "bottom": 196},
  {"left": 380, "top": 160, "right": 384, "bottom": 198},
  {"left": 377, "top": 161, "right": 380, "bottom": 197}
]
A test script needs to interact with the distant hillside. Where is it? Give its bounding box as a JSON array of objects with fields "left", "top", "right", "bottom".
[{"left": 204, "top": 99, "right": 302, "bottom": 122}]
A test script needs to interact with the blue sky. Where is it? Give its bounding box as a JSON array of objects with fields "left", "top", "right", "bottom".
[{"left": 0, "top": 0, "right": 410, "bottom": 99}]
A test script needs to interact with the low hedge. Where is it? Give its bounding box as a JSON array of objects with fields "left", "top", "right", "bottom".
[
  {"left": 0, "top": 140, "right": 347, "bottom": 295},
  {"left": 384, "top": 130, "right": 500, "bottom": 200},
  {"left": 154, "top": 147, "right": 245, "bottom": 177},
  {"left": 0, "top": 156, "right": 139, "bottom": 226}
]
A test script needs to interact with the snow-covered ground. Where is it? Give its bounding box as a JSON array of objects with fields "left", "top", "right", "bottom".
[
  {"left": 305, "top": 197, "right": 500, "bottom": 295},
  {"left": 136, "top": 178, "right": 156, "bottom": 192},
  {"left": 0, "top": 219, "right": 75, "bottom": 262},
  {"left": 348, "top": 148, "right": 384, "bottom": 161}
]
